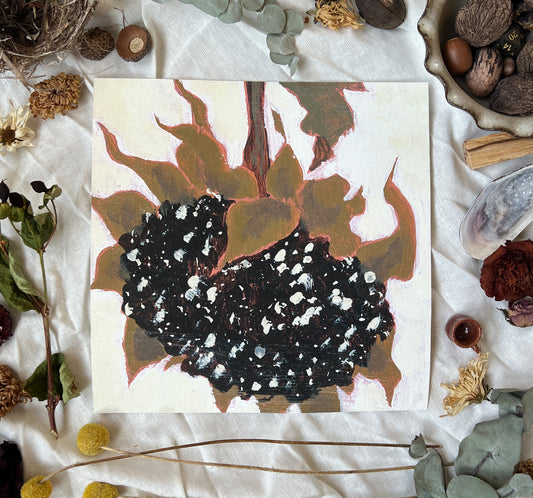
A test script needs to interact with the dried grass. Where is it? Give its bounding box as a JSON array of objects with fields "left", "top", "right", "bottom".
[{"left": 0, "top": 0, "right": 98, "bottom": 87}]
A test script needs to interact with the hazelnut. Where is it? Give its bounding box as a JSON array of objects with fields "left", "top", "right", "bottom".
[
  {"left": 116, "top": 25, "right": 152, "bottom": 62},
  {"left": 442, "top": 38, "right": 473, "bottom": 75}
]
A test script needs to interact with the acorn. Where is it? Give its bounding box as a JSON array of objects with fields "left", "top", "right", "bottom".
[
  {"left": 78, "top": 27, "right": 115, "bottom": 61},
  {"left": 116, "top": 25, "right": 152, "bottom": 62}
]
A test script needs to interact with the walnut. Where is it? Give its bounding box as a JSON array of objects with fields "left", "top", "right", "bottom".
[
  {"left": 489, "top": 74, "right": 533, "bottom": 115},
  {"left": 517, "top": 38, "right": 533, "bottom": 77},
  {"left": 455, "top": 0, "right": 513, "bottom": 47}
]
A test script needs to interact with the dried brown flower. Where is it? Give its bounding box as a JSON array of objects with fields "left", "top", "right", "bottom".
[
  {"left": 441, "top": 352, "right": 489, "bottom": 416},
  {"left": 29, "top": 73, "right": 82, "bottom": 120},
  {"left": 515, "top": 459, "right": 533, "bottom": 479},
  {"left": 0, "top": 305, "right": 13, "bottom": 346},
  {"left": 311, "top": 0, "right": 364, "bottom": 31},
  {"left": 0, "top": 365, "right": 30, "bottom": 418}
]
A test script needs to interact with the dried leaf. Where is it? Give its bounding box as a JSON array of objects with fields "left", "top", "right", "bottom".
[
  {"left": 271, "top": 109, "right": 285, "bottom": 139},
  {"left": 91, "top": 244, "right": 124, "bottom": 294},
  {"left": 92, "top": 192, "right": 157, "bottom": 241},
  {"left": 173, "top": 80, "right": 210, "bottom": 130},
  {"left": 221, "top": 197, "right": 299, "bottom": 267},
  {"left": 59, "top": 361, "right": 80, "bottom": 403},
  {"left": 0, "top": 440, "right": 23, "bottom": 498},
  {"left": 413, "top": 451, "right": 446, "bottom": 498},
  {"left": 98, "top": 122, "right": 194, "bottom": 204},
  {"left": 455, "top": 414, "right": 523, "bottom": 489},
  {"left": 266, "top": 145, "right": 303, "bottom": 202}
]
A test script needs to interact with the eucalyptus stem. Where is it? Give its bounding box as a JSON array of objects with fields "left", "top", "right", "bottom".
[{"left": 38, "top": 249, "right": 58, "bottom": 438}]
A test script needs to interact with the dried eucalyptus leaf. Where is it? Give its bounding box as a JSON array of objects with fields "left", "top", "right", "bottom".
[
  {"left": 289, "top": 55, "right": 299, "bottom": 76},
  {"left": 409, "top": 434, "right": 428, "bottom": 459},
  {"left": 497, "top": 473, "right": 533, "bottom": 497},
  {"left": 257, "top": 4, "right": 286, "bottom": 33},
  {"left": 266, "top": 33, "right": 295, "bottom": 55},
  {"left": 284, "top": 9, "right": 304, "bottom": 35},
  {"left": 447, "top": 475, "right": 499, "bottom": 498},
  {"left": 522, "top": 387, "right": 533, "bottom": 432},
  {"left": 270, "top": 51, "right": 294, "bottom": 65},
  {"left": 243, "top": 0, "right": 264, "bottom": 10},
  {"left": 488, "top": 389, "right": 524, "bottom": 416},
  {"left": 219, "top": 0, "right": 243, "bottom": 23},
  {"left": 454, "top": 414, "right": 523, "bottom": 489},
  {"left": 190, "top": 0, "right": 229, "bottom": 16},
  {"left": 413, "top": 452, "right": 446, "bottom": 498}
]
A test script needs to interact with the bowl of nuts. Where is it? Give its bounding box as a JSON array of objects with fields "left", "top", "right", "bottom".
[{"left": 418, "top": 0, "right": 533, "bottom": 137}]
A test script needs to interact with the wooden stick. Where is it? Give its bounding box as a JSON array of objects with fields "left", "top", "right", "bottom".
[{"left": 463, "top": 132, "right": 533, "bottom": 169}]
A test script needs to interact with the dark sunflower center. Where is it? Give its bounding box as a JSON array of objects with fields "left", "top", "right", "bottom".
[{"left": 1, "top": 127, "right": 16, "bottom": 145}]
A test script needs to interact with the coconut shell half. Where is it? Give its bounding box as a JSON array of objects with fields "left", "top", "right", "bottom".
[{"left": 117, "top": 25, "right": 152, "bottom": 62}]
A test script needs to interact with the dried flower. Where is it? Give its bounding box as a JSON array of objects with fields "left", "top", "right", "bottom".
[
  {"left": 0, "top": 103, "right": 35, "bottom": 154},
  {"left": 20, "top": 476, "right": 52, "bottom": 498},
  {"left": 77, "top": 423, "right": 110, "bottom": 456},
  {"left": 441, "top": 352, "right": 489, "bottom": 416},
  {"left": 501, "top": 296, "right": 533, "bottom": 327},
  {"left": 515, "top": 459, "right": 533, "bottom": 479},
  {"left": 0, "top": 365, "right": 30, "bottom": 417},
  {"left": 0, "top": 304, "right": 13, "bottom": 346},
  {"left": 83, "top": 482, "right": 119, "bottom": 498},
  {"left": 480, "top": 240, "right": 533, "bottom": 302},
  {"left": 309, "top": 0, "right": 364, "bottom": 31},
  {"left": 29, "top": 73, "right": 81, "bottom": 120}
]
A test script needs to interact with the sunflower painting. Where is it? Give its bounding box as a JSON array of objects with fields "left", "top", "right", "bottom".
[{"left": 90, "top": 79, "right": 430, "bottom": 413}]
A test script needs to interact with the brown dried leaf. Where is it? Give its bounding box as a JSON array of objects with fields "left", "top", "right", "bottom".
[
  {"left": 91, "top": 244, "right": 124, "bottom": 293},
  {"left": 265, "top": 145, "right": 303, "bottom": 202}
]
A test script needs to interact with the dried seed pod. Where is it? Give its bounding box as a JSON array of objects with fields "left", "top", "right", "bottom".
[
  {"left": 354, "top": 0, "right": 406, "bottom": 30},
  {"left": 116, "top": 25, "right": 152, "bottom": 62},
  {"left": 489, "top": 74, "right": 533, "bottom": 115},
  {"left": 455, "top": 0, "right": 513, "bottom": 47},
  {"left": 517, "top": 38, "right": 533, "bottom": 76},
  {"left": 465, "top": 46, "right": 503, "bottom": 97},
  {"left": 78, "top": 27, "right": 115, "bottom": 61}
]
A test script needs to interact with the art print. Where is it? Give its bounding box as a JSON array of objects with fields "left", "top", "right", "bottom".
[{"left": 91, "top": 79, "right": 430, "bottom": 413}]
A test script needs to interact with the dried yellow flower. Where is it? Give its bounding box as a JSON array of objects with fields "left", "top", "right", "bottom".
[
  {"left": 77, "top": 422, "right": 110, "bottom": 456},
  {"left": 313, "top": 0, "right": 364, "bottom": 31},
  {"left": 83, "top": 482, "right": 119, "bottom": 498},
  {"left": 29, "top": 73, "right": 82, "bottom": 120},
  {"left": 0, "top": 364, "right": 30, "bottom": 418},
  {"left": 0, "top": 103, "right": 35, "bottom": 154},
  {"left": 20, "top": 476, "right": 52, "bottom": 498},
  {"left": 515, "top": 459, "right": 533, "bottom": 479},
  {"left": 441, "top": 352, "right": 489, "bottom": 416}
]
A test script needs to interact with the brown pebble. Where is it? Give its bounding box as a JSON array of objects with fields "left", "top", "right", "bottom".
[{"left": 443, "top": 38, "right": 473, "bottom": 75}]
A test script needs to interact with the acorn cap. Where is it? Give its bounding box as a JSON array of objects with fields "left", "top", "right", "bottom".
[
  {"left": 116, "top": 25, "right": 152, "bottom": 62},
  {"left": 78, "top": 27, "right": 115, "bottom": 61}
]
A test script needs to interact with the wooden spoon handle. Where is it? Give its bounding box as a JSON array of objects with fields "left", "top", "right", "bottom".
[{"left": 463, "top": 132, "right": 533, "bottom": 169}]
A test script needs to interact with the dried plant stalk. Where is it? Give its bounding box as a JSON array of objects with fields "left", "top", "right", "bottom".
[{"left": 0, "top": 0, "right": 98, "bottom": 85}]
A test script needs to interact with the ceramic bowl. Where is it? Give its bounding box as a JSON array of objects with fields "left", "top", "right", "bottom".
[{"left": 418, "top": 0, "right": 533, "bottom": 137}]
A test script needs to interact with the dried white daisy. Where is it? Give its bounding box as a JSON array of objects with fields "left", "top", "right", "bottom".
[{"left": 0, "top": 104, "right": 35, "bottom": 154}]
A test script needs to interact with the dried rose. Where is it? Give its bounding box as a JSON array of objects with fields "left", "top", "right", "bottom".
[
  {"left": 0, "top": 305, "right": 13, "bottom": 346},
  {"left": 501, "top": 296, "right": 533, "bottom": 327},
  {"left": 480, "top": 240, "right": 533, "bottom": 301}
]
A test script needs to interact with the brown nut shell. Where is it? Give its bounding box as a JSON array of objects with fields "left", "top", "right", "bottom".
[
  {"left": 502, "top": 57, "right": 516, "bottom": 77},
  {"left": 443, "top": 38, "right": 473, "bottom": 75},
  {"left": 117, "top": 25, "right": 152, "bottom": 62},
  {"left": 517, "top": 38, "right": 533, "bottom": 77},
  {"left": 465, "top": 46, "right": 503, "bottom": 98},
  {"left": 455, "top": 0, "right": 513, "bottom": 47},
  {"left": 78, "top": 27, "right": 115, "bottom": 61},
  {"left": 489, "top": 75, "right": 533, "bottom": 115},
  {"left": 354, "top": 0, "right": 406, "bottom": 30}
]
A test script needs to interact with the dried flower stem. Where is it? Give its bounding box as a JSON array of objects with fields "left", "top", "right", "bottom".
[{"left": 41, "top": 438, "right": 439, "bottom": 482}]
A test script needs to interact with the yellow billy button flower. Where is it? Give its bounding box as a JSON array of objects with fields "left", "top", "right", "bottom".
[
  {"left": 77, "top": 423, "right": 110, "bottom": 456},
  {"left": 20, "top": 476, "right": 52, "bottom": 498},
  {"left": 83, "top": 482, "right": 119, "bottom": 498}
]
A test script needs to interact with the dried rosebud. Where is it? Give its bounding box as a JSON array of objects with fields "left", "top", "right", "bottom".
[
  {"left": 30, "top": 181, "right": 48, "bottom": 193},
  {"left": 8, "top": 192, "right": 23, "bottom": 208},
  {"left": 0, "top": 305, "right": 13, "bottom": 346},
  {"left": 480, "top": 240, "right": 533, "bottom": 301},
  {"left": 502, "top": 296, "right": 533, "bottom": 327},
  {"left": 0, "top": 181, "right": 9, "bottom": 203}
]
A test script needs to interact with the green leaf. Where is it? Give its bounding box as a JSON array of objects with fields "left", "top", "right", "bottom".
[
  {"left": 266, "top": 33, "right": 295, "bottom": 55},
  {"left": 454, "top": 414, "right": 523, "bottom": 489},
  {"left": 0, "top": 203, "right": 10, "bottom": 219},
  {"left": 522, "top": 387, "right": 533, "bottom": 432},
  {"left": 289, "top": 55, "right": 299, "bottom": 77},
  {"left": 413, "top": 452, "right": 446, "bottom": 498},
  {"left": 8, "top": 252, "right": 42, "bottom": 300},
  {"left": 270, "top": 52, "right": 294, "bottom": 66},
  {"left": 447, "top": 475, "right": 499, "bottom": 498},
  {"left": 20, "top": 213, "right": 51, "bottom": 251},
  {"left": 497, "top": 473, "right": 533, "bottom": 497},
  {"left": 23, "top": 353, "right": 65, "bottom": 401},
  {"left": 59, "top": 360, "right": 80, "bottom": 403},
  {"left": 409, "top": 434, "right": 428, "bottom": 459},
  {"left": 488, "top": 389, "right": 524, "bottom": 416},
  {"left": 284, "top": 9, "right": 304, "bottom": 34},
  {"left": 190, "top": 0, "right": 229, "bottom": 16},
  {"left": 257, "top": 4, "right": 286, "bottom": 33},
  {"left": 219, "top": 0, "right": 243, "bottom": 23},
  {"left": 243, "top": 0, "right": 263, "bottom": 9}
]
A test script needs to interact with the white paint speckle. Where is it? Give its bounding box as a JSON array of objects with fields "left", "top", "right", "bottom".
[
  {"left": 261, "top": 316, "right": 273, "bottom": 335},
  {"left": 276, "top": 263, "right": 288, "bottom": 274},
  {"left": 207, "top": 287, "right": 218, "bottom": 303},
  {"left": 174, "top": 249, "right": 186, "bottom": 262},
  {"left": 254, "top": 346, "right": 266, "bottom": 359},
  {"left": 124, "top": 303, "right": 133, "bottom": 316},
  {"left": 367, "top": 316, "right": 381, "bottom": 330},
  {"left": 303, "top": 256, "right": 312, "bottom": 264},
  {"left": 212, "top": 364, "right": 226, "bottom": 378},
  {"left": 364, "top": 271, "right": 376, "bottom": 283},
  {"left": 304, "top": 243, "right": 314, "bottom": 253},
  {"left": 205, "top": 333, "right": 216, "bottom": 347},
  {"left": 274, "top": 249, "right": 286, "bottom": 262},
  {"left": 137, "top": 277, "right": 149, "bottom": 292},
  {"left": 183, "top": 232, "right": 194, "bottom": 243},
  {"left": 292, "top": 306, "right": 322, "bottom": 326},
  {"left": 296, "top": 273, "right": 313, "bottom": 290},
  {"left": 127, "top": 249, "right": 139, "bottom": 262},
  {"left": 291, "top": 263, "right": 303, "bottom": 275},
  {"left": 290, "top": 292, "right": 305, "bottom": 305},
  {"left": 349, "top": 272, "right": 358, "bottom": 283},
  {"left": 175, "top": 205, "right": 188, "bottom": 219},
  {"left": 251, "top": 381, "right": 262, "bottom": 391},
  {"left": 269, "top": 377, "right": 279, "bottom": 388}
]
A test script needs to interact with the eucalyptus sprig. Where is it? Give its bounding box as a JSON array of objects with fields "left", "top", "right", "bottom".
[{"left": 0, "top": 180, "right": 79, "bottom": 438}]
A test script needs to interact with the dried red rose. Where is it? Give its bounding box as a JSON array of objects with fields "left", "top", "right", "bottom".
[
  {"left": 480, "top": 240, "right": 533, "bottom": 301},
  {"left": 0, "top": 305, "right": 13, "bottom": 346},
  {"left": 502, "top": 296, "right": 533, "bottom": 327}
]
